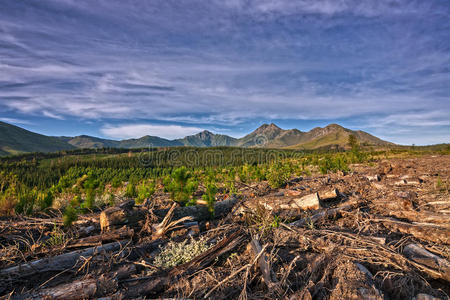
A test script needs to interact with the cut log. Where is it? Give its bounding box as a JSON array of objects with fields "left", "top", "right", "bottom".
[
  {"left": 403, "top": 243, "right": 450, "bottom": 281},
  {"left": 371, "top": 217, "right": 450, "bottom": 244},
  {"left": 0, "top": 240, "right": 129, "bottom": 279},
  {"left": 100, "top": 207, "right": 128, "bottom": 231},
  {"left": 292, "top": 193, "right": 320, "bottom": 210},
  {"left": 290, "top": 204, "right": 352, "bottom": 227},
  {"left": 250, "top": 239, "right": 278, "bottom": 289},
  {"left": 318, "top": 188, "right": 339, "bottom": 201}
]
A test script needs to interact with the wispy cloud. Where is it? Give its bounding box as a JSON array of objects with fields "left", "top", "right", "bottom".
[
  {"left": 100, "top": 124, "right": 205, "bottom": 140},
  {"left": 0, "top": 117, "right": 32, "bottom": 125},
  {"left": 0, "top": 0, "right": 448, "bottom": 144}
]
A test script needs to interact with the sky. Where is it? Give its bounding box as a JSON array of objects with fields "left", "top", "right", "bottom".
[{"left": 0, "top": 0, "right": 449, "bottom": 145}]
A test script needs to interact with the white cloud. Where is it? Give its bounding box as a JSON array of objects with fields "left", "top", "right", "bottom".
[
  {"left": 100, "top": 124, "right": 204, "bottom": 140},
  {"left": 43, "top": 110, "right": 65, "bottom": 120},
  {"left": 0, "top": 117, "right": 32, "bottom": 125}
]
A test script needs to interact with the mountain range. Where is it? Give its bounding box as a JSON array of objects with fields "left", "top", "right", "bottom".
[{"left": 0, "top": 121, "right": 393, "bottom": 156}]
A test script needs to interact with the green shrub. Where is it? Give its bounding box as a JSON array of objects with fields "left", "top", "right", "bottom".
[
  {"left": 319, "top": 154, "right": 349, "bottom": 174},
  {"left": 45, "top": 225, "right": 68, "bottom": 247},
  {"left": 15, "top": 188, "right": 38, "bottom": 215},
  {"left": 125, "top": 183, "right": 137, "bottom": 198},
  {"left": 167, "top": 167, "right": 193, "bottom": 205},
  {"left": 81, "top": 188, "right": 95, "bottom": 210},
  {"left": 267, "top": 162, "right": 291, "bottom": 188},
  {"left": 202, "top": 183, "right": 217, "bottom": 216},
  {"left": 39, "top": 190, "right": 54, "bottom": 210},
  {"left": 63, "top": 204, "right": 78, "bottom": 227},
  {"left": 136, "top": 181, "right": 155, "bottom": 204}
]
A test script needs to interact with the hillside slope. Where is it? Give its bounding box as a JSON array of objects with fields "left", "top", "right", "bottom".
[
  {"left": 0, "top": 122, "right": 75, "bottom": 155},
  {"left": 178, "top": 130, "right": 238, "bottom": 147},
  {"left": 287, "top": 124, "right": 393, "bottom": 150},
  {"left": 0, "top": 121, "right": 394, "bottom": 155}
]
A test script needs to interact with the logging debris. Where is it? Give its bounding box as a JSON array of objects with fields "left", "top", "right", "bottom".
[{"left": 0, "top": 155, "right": 449, "bottom": 299}]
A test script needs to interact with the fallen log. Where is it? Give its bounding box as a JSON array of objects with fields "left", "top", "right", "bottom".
[
  {"left": 122, "top": 229, "right": 246, "bottom": 298},
  {"left": 100, "top": 198, "right": 237, "bottom": 232},
  {"left": 386, "top": 211, "right": 450, "bottom": 227},
  {"left": 289, "top": 204, "right": 352, "bottom": 227},
  {"left": 370, "top": 217, "right": 450, "bottom": 244},
  {"left": 0, "top": 240, "right": 129, "bottom": 279},
  {"left": 154, "top": 197, "right": 238, "bottom": 222},
  {"left": 15, "top": 264, "right": 137, "bottom": 300},
  {"left": 68, "top": 226, "right": 134, "bottom": 248},
  {"left": 403, "top": 244, "right": 450, "bottom": 281}
]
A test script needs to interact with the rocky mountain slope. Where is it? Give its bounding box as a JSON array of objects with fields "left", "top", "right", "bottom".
[{"left": 0, "top": 121, "right": 393, "bottom": 155}]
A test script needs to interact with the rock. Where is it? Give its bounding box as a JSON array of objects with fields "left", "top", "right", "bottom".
[{"left": 292, "top": 193, "right": 320, "bottom": 210}]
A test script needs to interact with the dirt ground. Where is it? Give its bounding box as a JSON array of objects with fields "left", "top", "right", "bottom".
[{"left": 0, "top": 155, "right": 449, "bottom": 299}]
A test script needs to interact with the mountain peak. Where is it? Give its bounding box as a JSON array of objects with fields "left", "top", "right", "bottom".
[
  {"left": 255, "top": 123, "right": 282, "bottom": 134},
  {"left": 258, "top": 123, "right": 280, "bottom": 129}
]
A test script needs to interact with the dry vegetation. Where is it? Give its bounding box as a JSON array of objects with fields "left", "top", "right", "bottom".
[{"left": 0, "top": 154, "right": 449, "bottom": 299}]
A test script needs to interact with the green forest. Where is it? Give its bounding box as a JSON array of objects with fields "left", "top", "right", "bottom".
[{"left": 0, "top": 144, "right": 448, "bottom": 225}]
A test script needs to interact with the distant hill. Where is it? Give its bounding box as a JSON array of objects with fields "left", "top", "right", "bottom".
[
  {"left": 0, "top": 121, "right": 394, "bottom": 156},
  {"left": 285, "top": 124, "right": 393, "bottom": 150},
  {"left": 177, "top": 130, "right": 238, "bottom": 147},
  {"left": 119, "top": 136, "right": 182, "bottom": 148},
  {"left": 62, "top": 135, "right": 120, "bottom": 149},
  {"left": 237, "top": 123, "right": 304, "bottom": 148},
  {"left": 0, "top": 121, "right": 75, "bottom": 155}
]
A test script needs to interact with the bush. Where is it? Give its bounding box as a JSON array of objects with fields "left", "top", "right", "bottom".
[
  {"left": 319, "top": 154, "right": 349, "bottom": 174},
  {"left": 202, "top": 183, "right": 217, "bottom": 216},
  {"left": 136, "top": 181, "right": 155, "bottom": 204},
  {"left": 167, "top": 167, "right": 193, "bottom": 205},
  {"left": 39, "top": 190, "right": 54, "bottom": 210},
  {"left": 125, "top": 183, "right": 137, "bottom": 198},
  {"left": 81, "top": 188, "right": 95, "bottom": 210},
  {"left": 153, "top": 236, "right": 211, "bottom": 269},
  {"left": 267, "top": 162, "right": 291, "bottom": 189},
  {"left": 0, "top": 190, "right": 16, "bottom": 216},
  {"left": 15, "top": 188, "right": 38, "bottom": 215},
  {"left": 63, "top": 204, "right": 78, "bottom": 227}
]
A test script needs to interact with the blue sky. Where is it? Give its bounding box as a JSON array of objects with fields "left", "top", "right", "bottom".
[{"left": 0, "top": 0, "right": 449, "bottom": 145}]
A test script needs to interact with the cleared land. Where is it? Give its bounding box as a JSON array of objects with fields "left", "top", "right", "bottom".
[{"left": 0, "top": 155, "right": 449, "bottom": 299}]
